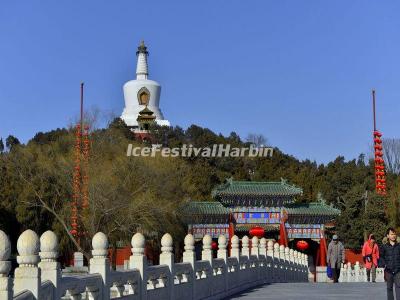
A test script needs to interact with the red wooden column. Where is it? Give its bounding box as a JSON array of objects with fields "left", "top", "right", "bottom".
[
  {"left": 279, "top": 209, "right": 288, "bottom": 247},
  {"left": 318, "top": 226, "right": 327, "bottom": 266},
  {"left": 228, "top": 213, "right": 235, "bottom": 255}
]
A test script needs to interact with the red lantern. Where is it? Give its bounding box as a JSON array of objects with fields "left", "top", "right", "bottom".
[
  {"left": 296, "top": 240, "right": 309, "bottom": 251},
  {"left": 249, "top": 226, "right": 265, "bottom": 238},
  {"left": 374, "top": 131, "right": 382, "bottom": 137},
  {"left": 211, "top": 241, "right": 218, "bottom": 250},
  {"left": 374, "top": 138, "right": 382, "bottom": 144}
]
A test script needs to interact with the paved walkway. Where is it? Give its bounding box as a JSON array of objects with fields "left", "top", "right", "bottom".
[{"left": 226, "top": 282, "right": 387, "bottom": 300}]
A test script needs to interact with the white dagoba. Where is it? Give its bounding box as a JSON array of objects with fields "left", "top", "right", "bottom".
[{"left": 120, "top": 41, "right": 170, "bottom": 127}]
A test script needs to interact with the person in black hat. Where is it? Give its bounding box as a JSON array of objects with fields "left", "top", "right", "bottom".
[{"left": 327, "top": 234, "right": 345, "bottom": 283}]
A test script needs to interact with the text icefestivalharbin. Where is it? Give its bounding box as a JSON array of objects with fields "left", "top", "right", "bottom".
[{"left": 126, "top": 144, "right": 274, "bottom": 158}]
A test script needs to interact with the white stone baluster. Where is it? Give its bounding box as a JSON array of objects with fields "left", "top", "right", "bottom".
[
  {"left": 297, "top": 252, "right": 302, "bottom": 281},
  {"left": 339, "top": 263, "right": 345, "bottom": 282},
  {"left": 230, "top": 235, "right": 240, "bottom": 259},
  {"left": 301, "top": 252, "right": 307, "bottom": 282},
  {"left": 217, "top": 235, "right": 227, "bottom": 262},
  {"left": 130, "top": 232, "right": 147, "bottom": 299},
  {"left": 347, "top": 262, "right": 352, "bottom": 282},
  {"left": 39, "top": 230, "right": 60, "bottom": 299},
  {"left": 241, "top": 236, "right": 250, "bottom": 258},
  {"left": 265, "top": 240, "right": 274, "bottom": 283},
  {"left": 289, "top": 249, "right": 295, "bottom": 282},
  {"left": 14, "top": 229, "right": 40, "bottom": 298},
  {"left": 284, "top": 247, "right": 291, "bottom": 282},
  {"left": 251, "top": 237, "right": 259, "bottom": 258},
  {"left": 267, "top": 240, "right": 274, "bottom": 257},
  {"left": 182, "top": 234, "right": 195, "bottom": 300},
  {"left": 354, "top": 261, "right": 360, "bottom": 282},
  {"left": 89, "top": 232, "right": 109, "bottom": 300},
  {"left": 0, "top": 230, "right": 11, "bottom": 300},
  {"left": 273, "top": 243, "right": 280, "bottom": 282},
  {"left": 183, "top": 234, "right": 195, "bottom": 267},
  {"left": 279, "top": 245, "right": 286, "bottom": 282},
  {"left": 297, "top": 251, "right": 303, "bottom": 282},
  {"left": 304, "top": 254, "right": 309, "bottom": 282},
  {"left": 259, "top": 238, "right": 267, "bottom": 257},
  {"left": 160, "top": 233, "right": 174, "bottom": 300},
  {"left": 279, "top": 245, "right": 286, "bottom": 261},
  {"left": 202, "top": 234, "right": 213, "bottom": 262},
  {"left": 217, "top": 234, "right": 228, "bottom": 293}
]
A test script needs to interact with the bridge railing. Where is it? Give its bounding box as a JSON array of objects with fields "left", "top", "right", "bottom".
[
  {"left": 338, "top": 262, "right": 385, "bottom": 283},
  {"left": 0, "top": 229, "right": 309, "bottom": 300}
]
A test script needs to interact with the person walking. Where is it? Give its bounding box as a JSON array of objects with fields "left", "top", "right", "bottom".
[
  {"left": 381, "top": 227, "right": 400, "bottom": 300},
  {"left": 327, "top": 234, "right": 345, "bottom": 283},
  {"left": 362, "top": 234, "right": 380, "bottom": 282}
]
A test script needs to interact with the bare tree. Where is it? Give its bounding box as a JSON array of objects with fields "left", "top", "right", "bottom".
[
  {"left": 382, "top": 138, "right": 400, "bottom": 174},
  {"left": 246, "top": 133, "right": 269, "bottom": 147}
]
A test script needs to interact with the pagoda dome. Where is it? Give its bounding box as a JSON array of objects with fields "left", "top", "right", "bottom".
[{"left": 121, "top": 41, "right": 170, "bottom": 128}]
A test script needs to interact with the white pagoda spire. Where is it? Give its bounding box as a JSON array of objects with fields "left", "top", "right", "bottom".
[
  {"left": 136, "top": 40, "right": 148, "bottom": 80},
  {"left": 121, "top": 40, "right": 170, "bottom": 127}
]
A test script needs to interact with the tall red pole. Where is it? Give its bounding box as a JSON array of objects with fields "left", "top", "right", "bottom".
[
  {"left": 372, "top": 90, "right": 387, "bottom": 195},
  {"left": 80, "top": 82, "right": 84, "bottom": 133},
  {"left": 372, "top": 90, "right": 376, "bottom": 131}
]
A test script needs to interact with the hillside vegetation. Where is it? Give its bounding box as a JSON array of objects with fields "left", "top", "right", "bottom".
[{"left": 0, "top": 119, "right": 398, "bottom": 256}]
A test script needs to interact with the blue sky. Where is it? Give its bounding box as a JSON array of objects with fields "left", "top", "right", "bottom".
[{"left": 0, "top": 1, "right": 399, "bottom": 163}]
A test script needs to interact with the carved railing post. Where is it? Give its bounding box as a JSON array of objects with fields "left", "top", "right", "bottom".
[
  {"left": 273, "top": 242, "right": 280, "bottom": 282},
  {"left": 251, "top": 237, "right": 259, "bottom": 258},
  {"left": 201, "top": 234, "right": 213, "bottom": 263},
  {"left": 217, "top": 235, "right": 227, "bottom": 262},
  {"left": 259, "top": 238, "right": 266, "bottom": 257},
  {"left": 294, "top": 250, "right": 299, "bottom": 282},
  {"left": 0, "top": 230, "right": 11, "bottom": 300},
  {"left": 230, "top": 236, "right": 240, "bottom": 259},
  {"left": 267, "top": 240, "right": 274, "bottom": 257},
  {"left": 241, "top": 236, "right": 249, "bottom": 258},
  {"left": 159, "top": 233, "right": 174, "bottom": 300},
  {"left": 39, "top": 230, "right": 60, "bottom": 299},
  {"left": 183, "top": 234, "right": 195, "bottom": 267},
  {"left": 354, "top": 261, "right": 360, "bottom": 282},
  {"left": 89, "top": 232, "right": 110, "bottom": 300},
  {"left": 14, "top": 229, "right": 41, "bottom": 299},
  {"left": 304, "top": 254, "right": 309, "bottom": 282},
  {"left": 289, "top": 249, "right": 294, "bottom": 282},
  {"left": 182, "top": 234, "right": 195, "bottom": 300},
  {"left": 339, "top": 263, "right": 345, "bottom": 283},
  {"left": 130, "top": 233, "right": 147, "bottom": 299},
  {"left": 284, "top": 247, "right": 290, "bottom": 282},
  {"left": 217, "top": 235, "right": 228, "bottom": 294},
  {"left": 347, "top": 262, "right": 352, "bottom": 282},
  {"left": 279, "top": 245, "right": 286, "bottom": 282},
  {"left": 298, "top": 251, "right": 303, "bottom": 282},
  {"left": 265, "top": 240, "right": 273, "bottom": 283}
]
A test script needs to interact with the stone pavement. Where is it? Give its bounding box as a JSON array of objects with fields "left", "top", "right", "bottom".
[{"left": 226, "top": 282, "right": 387, "bottom": 300}]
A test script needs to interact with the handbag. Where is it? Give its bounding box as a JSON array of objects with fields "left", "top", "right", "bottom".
[
  {"left": 327, "top": 265, "right": 333, "bottom": 279},
  {"left": 364, "top": 254, "right": 372, "bottom": 263}
]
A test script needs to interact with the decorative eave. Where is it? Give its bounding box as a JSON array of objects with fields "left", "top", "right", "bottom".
[
  {"left": 211, "top": 178, "right": 303, "bottom": 202},
  {"left": 180, "top": 201, "right": 230, "bottom": 224},
  {"left": 285, "top": 201, "right": 340, "bottom": 224}
]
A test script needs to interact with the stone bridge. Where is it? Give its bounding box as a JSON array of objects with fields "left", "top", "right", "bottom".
[
  {"left": 228, "top": 282, "right": 387, "bottom": 300},
  {"left": 0, "top": 229, "right": 309, "bottom": 299}
]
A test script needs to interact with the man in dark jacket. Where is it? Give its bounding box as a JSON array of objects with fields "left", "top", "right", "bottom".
[{"left": 381, "top": 227, "right": 400, "bottom": 300}]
